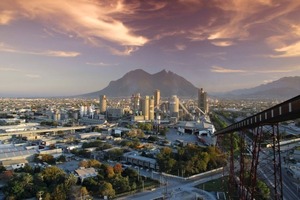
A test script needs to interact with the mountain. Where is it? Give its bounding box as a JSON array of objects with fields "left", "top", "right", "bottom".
[
  {"left": 81, "top": 69, "right": 199, "bottom": 98},
  {"left": 225, "top": 76, "right": 300, "bottom": 99}
]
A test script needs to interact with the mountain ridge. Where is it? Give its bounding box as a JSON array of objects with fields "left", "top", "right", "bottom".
[
  {"left": 223, "top": 76, "right": 300, "bottom": 99},
  {"left": 80, "top": 69, "right": 199, "bottom": 98}
]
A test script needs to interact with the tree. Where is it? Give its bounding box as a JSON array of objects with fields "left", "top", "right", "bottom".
[
  {"left": 256, "top": 180, "right": 270, "bottom": 200},
  {"left": 111, "top": 175, "right": 131, "bottom": 193},
  {"left": 98, "top": 181, "right": 115, "bottom": 198},
  {"left": 159, "top": 127, "right": 168, "bottom": 136},
  {"left": 156, "top": 147, "right": 176, "bottom": 173},
  {"left": 3, "top": 173, "right": 34, "bottom": 199},
  {"left": 43, "top": 192, "right": 51, "bottom": 200},
  {"left": 64, "top": 174, "right": 77, "bottom": 188},
  {"left": 0, "top": 165, "right": 6, "bottom": 173},
  {"left": 148, "top": 135, "right": 159, "bottom": 142},
  {"left": 69, "top": 186, "right": 89, "bottom": 200},
  {"left": 113, "top": 163, "right": 123, "bottom": 174},
  {"left": 107, "top": 149, "right": 124, "bottom": 161},
  {"left": 41, "top": 166, "right": 66, "bottom": 186},
  {"left": 122, "top": 168, "right": 138, "bottom": 181},
  {"left": 82, "top": 177, "right": 99, "bottom": 193},
  {"left": 52, "top": 184, "right": 67, "bottom": 200},
  {"left": 56, "top": 155, "right": 66, "bottom": 163},
  {"left": 106, "top": 166, "right": 115, "bottom": 179},
  {"left": 39, "top": 154, "right": 56, "bottom": 164},
  {"left": 79, "top": 160, "right": 89, "bottom": 168}
]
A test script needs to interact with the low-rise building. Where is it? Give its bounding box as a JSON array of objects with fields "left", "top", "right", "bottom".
[
  {"left": 0, "top": 147, "right": 38, "bottom": 162},
  {"left": 79, "top": 132, "right": 102, "bottom": 139},
  {"left": 75, "top": 167, "right": 98, "bottom": 182},
  {"left": 123, "top": 151, "right": 159, "bottom": 170},
  {"left": 39, "top": 148, "right": 63, "bottom": 158},
  {"left": 1, "top": 158, "right": 28, "bottom": 170}
]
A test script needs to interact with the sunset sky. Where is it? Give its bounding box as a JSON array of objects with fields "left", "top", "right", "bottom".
[{"left": 1, "top": 0, "right": 300, "bottom": 97}]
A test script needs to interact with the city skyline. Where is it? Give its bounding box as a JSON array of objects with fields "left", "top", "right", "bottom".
[{"left": 1, "top": 0, "right": 300, "bottom": 97}]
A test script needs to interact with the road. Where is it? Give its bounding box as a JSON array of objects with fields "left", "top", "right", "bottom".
[
  {"left": 216, "top": 113, "right": 300, "bottom": 199},
  {"left": 118, "top": 168, "right": 223, "bottom": 200}
]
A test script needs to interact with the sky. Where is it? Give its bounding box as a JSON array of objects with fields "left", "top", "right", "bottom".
[{"left": 1, "top": 0, "right": 300, "bottom": 97}]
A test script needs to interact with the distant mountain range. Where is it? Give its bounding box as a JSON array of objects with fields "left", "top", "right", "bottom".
[
  {"left": 223, "top": 76, "right": 300, "bottom": 99},
  {"left": 81, "top": 69, "right": 199, "bottom": 98},
  {"left": 80, "top": 69, "right": 300, "bottom": 100}
]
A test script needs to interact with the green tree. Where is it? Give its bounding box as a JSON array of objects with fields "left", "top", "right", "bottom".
[
  {"left": 98, "top": 181, "right": 115, "bottom": 198},
  {"left": 156, "top": 147, "right": 177, "bottom": 173},
  {"left": 82, "top": 177, "right": 99, "bottom": 193},
  {"left": 0, "top": 165, "right": 6, "bottom": 173},
  {"left": 52, "top": 184, "right": 67, "bottom": 200},
  {"left": 38, "top": 154, "right": 56, "bottom": 164},
  {"left": 3, "top": 173, "right": 34, "bottom": 199},
  {"left": 256, "top": 180, "right": 270, "bottom": 200},
  {"left": 43, "top": 192, "right": 51, "bottom": 200},
  {"left": 107, "top": 149, "right": 124, "bottom": 161},
  {"left": 111, "top": 175, "right": 131, "bottom": 193},
  {"left": 41, "top": 166, "right": 66, "bottom": 186}
]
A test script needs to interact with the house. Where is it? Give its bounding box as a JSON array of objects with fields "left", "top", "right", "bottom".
[
  {"left": 1, "top": 159, "right": 28, "bottom": 170},
  {"left": 74, "top": 167, "right": 98, "bottom": 182},
  {"left": 123, "top": 151, "right": 159, "bottom": 170}
]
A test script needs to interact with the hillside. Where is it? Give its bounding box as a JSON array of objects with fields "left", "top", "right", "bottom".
[{"left": 81, "top": 69, "right": 199, "bottom": 98}]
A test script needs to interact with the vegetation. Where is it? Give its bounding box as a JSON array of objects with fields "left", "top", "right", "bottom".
[
  {"left": 2, "top": 161, "right": 158, "bottom": 199},
  {"left": 156, "top": 145, "right": 227, "bottom": 176},
  {"left": 210, "top": 113, "right": 227, "bottom": 131},
  {"left": 71, "top": 149, "right": 92, "bottom": 158},
  {"left": 120, "top": 139, "right": 141, "bottom": 149},
  {"left": 3, "top": 166, "right": 80, "bottom": 200},
  {"left": 82, "top": 140, "right": 113, "bottom": 150},
  {"left": 197, "top": 176, "right": 229, "bottom": 193},
  {"left": 137, "top": 123, "right": 153, "bottom": 131},
  {"left": 40, "top": 121, "right": 59, "bottom": 127},
  {"left": 125, "top": 129, "right": 145, "bottom": 138}
]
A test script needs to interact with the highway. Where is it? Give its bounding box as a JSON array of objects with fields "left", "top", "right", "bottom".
[
  {"left": 216, "top": 113, "right": 300, "bottom": 199},
  {"left": 0, "top": 125, "right": 92, "bottom": 136}
]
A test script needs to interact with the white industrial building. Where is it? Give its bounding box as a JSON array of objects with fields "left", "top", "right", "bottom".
[{"left": 79, "top": 132, "right": 102, "bottom": 139}]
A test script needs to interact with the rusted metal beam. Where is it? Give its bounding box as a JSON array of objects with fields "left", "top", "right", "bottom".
[{"left": 215, "top": 95, "right": 300, "bottom": 135}]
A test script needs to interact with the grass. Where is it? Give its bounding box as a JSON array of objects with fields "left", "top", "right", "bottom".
[
  {"left": 197, "top": 176, "right": 229, "bottom": 192},
  {"left": 197, "top": 176, "right": 241, "bottom": 200}
]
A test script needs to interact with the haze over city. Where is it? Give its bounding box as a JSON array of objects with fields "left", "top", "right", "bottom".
[{"left": 1, "top": 0, "right": 300, "bottom": 97}]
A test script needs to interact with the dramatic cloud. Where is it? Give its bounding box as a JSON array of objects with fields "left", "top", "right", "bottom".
[
  {"left": 212, "top": 65, "right": 300, "bottom": 74},
  {"left": 86, "top": 62, "right": 118, "bottom": 66},
  {"left": 110, "top": 46, "right": 139, "bottom": 56},
  {"left": 44, "top": 51, "right": 80, "bottom": 57},
  {"left": 211, "top": 66, "right": 246, "bottom": 73},
  {"left": 175, "top": 44, "right": 186, "bottom": 51},
  {"left": 271, "top": 41, "right": 300, "bottom": 58},
  {"left": 0, "top": 11, "right": 15, "bottom": 25},
  {"left": 0, "top": 0, "right": 148, "bottom": 51},
  {"left": 0, "top": 43, "right": 80, "bottom": 57},
  {"left": 211, "top": 41, "right": 235, "bottom": 47}
]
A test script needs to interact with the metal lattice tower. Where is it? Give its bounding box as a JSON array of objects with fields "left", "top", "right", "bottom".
[{"left": 216, "top": 95, "right": 300, "bottom": 200}]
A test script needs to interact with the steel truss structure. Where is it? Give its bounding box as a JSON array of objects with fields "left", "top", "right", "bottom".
[{"left": 216, "top": 95, "right": 300, "bottom": 200}]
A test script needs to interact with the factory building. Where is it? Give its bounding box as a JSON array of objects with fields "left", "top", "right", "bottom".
[
  {"left": 141, "top": 96, "right": 150, "bottom": 120},
  {"left": 198, "top": 88, "right": 209, "bottom": 114},
  {"left": 149, "top": 96, "right": 155, "bottom": 120},
  {"left": 131, "top": 93, "right": 141, "bottom": 114},
  {"left": 99, "top": 95, "right": 107, "bottom": 113},
  {"left": 154, "top": 89, "right": 160, "bottom": 107},
  {"left": 169, "top": 95, "right": 179, "bottom": 118}
]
